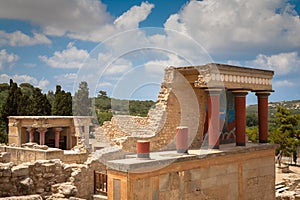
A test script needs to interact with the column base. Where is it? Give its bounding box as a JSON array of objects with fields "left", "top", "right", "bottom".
[
  {"left": 236, "top": 142, "right": 246, "bottom": 146},
  {"left": 259, "top": 140, "right": 268, "bottom": 143},
  {"left": 177, "top": 149, "right": 188, "bottom": 154},
  {"left": 208, "top": 145, "right": 219, "bottom": 149}
]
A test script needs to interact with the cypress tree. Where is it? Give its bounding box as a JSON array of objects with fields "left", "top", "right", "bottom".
[
  {"left": 73, "top": 81, "right": 91, "bottom": 116},
  {"left": 52, "top": 85, "right": 72, "bottom": 116}
]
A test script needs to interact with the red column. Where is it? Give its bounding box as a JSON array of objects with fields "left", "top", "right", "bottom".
[
  {"left": 256, "top": 92, "right": 270, "bottom": 143},
  {"left": 38, "top": 128, "right": 47, "bottom": 145},
  {"left": 55, "top": 128, "right": 62, "bottom": 148},
  {"left": 207, "top": 89, "right": 222, "bottom": 149},
  {"left": 136, "top": 140, "right": 150, "bottom": 159},
  {"left": 176, "top": 126, "right": 188, "bottom": 153},
  {"left": 27, "top": 128, "right": 35, "bottom": 143},
  {"left": 233, "top": 90, "right": 248, "bottom": 146}
]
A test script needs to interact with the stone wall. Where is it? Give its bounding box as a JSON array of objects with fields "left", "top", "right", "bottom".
[
  {"left": 107, "top": 144, "right": 276, "bottom": 200},
  {"left": 0, "top": 155, "right": 105, "bottom": 199},
  {"left": 95, "top": 67, "right": 207, "bottom": 152},
  {"left": 0, "top": 145, "right": 88, "bottom": 165},
  {"left": 0, "top": 152, "right": 10, "bottom": 163}
]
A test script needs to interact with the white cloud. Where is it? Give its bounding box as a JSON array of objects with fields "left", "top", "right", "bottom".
[
  {"left": 0, "top": 31, "right": 51, "bottom": 46},
  {"left": 99, "top": 54, "right": 133, "bottom": 76},
  {"left": 164, "top": 0, "right": 300, "bottom": 55},
  {"left": 97, "top": 82, "right": 112, "bottom": 88},
  {"left": 144, "top": 53, "right": 191, "bottom": 77},
  {"left": 0, "top": 74, "right": 49, "bottom": 91},
  {"left": 0, "top": 1, "right": 154, "bottom": 42},
  {"left": 68, "top": 2, "right": 154, "bottom": 42},
  {"left": 274, "top": 80, "right": 295, "bottom": 87},
  {"left": 0, "top": 0, "right": 112, "bottom": 37},
  {"left": 54, "top": 73, "right": 78, "bottom": 88},
  {"left": 39, "top": 42, "right": 89, "bottom": 68},
  {"left": 0, "top": 49, "right": 19, "bottom": 69},
  {"left": 114, "top": 2, "right": 154, "bottom": 30},
  {"left": 250, "top": 51, "right": 300, "bottom": 75}
]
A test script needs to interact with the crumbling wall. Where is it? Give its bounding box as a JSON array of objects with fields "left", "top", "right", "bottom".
[
  {"left": 95, "top": 67, "right": 207, "bottom": 152},
  {"left": 0, "top": 152, "right": 10, "bottom": 163},
  {"left": 0, "top": 155, "right": 105, "bottom": 199}
]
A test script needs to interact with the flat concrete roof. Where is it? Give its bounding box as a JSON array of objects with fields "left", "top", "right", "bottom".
[{"left": 106, "top": 143, "right": 277, "bottom": 173}]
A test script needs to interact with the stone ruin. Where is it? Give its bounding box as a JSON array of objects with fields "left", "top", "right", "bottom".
[
  {"left": 0, "top": 149, "right": 120, "bottom": 199},
  {"left": 0, "top": 63, "right": 277, "bottom": 199}
]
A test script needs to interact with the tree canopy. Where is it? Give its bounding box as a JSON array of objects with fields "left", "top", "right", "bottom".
[
  {"left": 52, "top": 85, "right": 72, "bottom": 116},
  {"left": 73, "top": 81, "right": 91, "bottom": 116},
  {"left": 269, "top": 106, "right": 300, "bottom": 165}
]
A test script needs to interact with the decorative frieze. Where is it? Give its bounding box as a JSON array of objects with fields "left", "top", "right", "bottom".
[{"left": 193, "top": 63, "right": 274, "bottom": 91}]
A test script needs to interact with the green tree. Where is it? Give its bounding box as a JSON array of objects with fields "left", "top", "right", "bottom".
[
  {"left": 73, "top": 81, "right": 91, "bottom": 116},
  {"left": 19, "top": 83, "right": 34, "bottom": 97},
  {"left": 246, "top": 112, "right": 258, "bottom": 127},
  {"left": 52, "top": 85, "right": 72, "bottom": 116},
  {"left": 96, "top": 111, "right": 113, "bottom": 125},
  {"left": 94, "top": 90, "right": 111, "bottom": 112},
  {"left": 0, "top": 80, "right": 22, "bottom": 143},
  {"left": 28, "top": 88, "right": 51, "bottom": 115},
  {"left": 269, "top": 106, "right": 300, "bottom": 165},
  {"left": 46, "top": 90, "right": 55, "bottom": 107},
  {"left": 246, "top": 126, "right": 259, "bottom": 143}
]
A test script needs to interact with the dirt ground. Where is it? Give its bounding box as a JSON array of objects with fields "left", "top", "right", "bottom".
[{"left": 276, "top": 164, "right": 300, "bottom": 184}]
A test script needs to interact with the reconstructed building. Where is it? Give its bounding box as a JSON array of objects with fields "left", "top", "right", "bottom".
[
  {"left": 8, "top": 116, "right": 91, "bottom": 150},
  {"left": 1, "top": 63, "right": 277, "bottom": 199}
]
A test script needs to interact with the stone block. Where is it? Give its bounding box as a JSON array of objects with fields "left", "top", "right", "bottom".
[
  {"left": 159, "top": 190, "right": 180, "bottom": 200},
  {"left": 43, "top": 163, "right": 56, "bottom": 172},
  {"left": 1, "top": 168, "right": 12, "bottom": 177},
  {"left": 11, "top": 165, "right": 29, "bottom": 177},
  {"left": 189, "top": 168, "right": 202, "bottom": 181},
  {"left": 43, "top": 173, "right": 55, "bottom": 178},
  {"left": 184, "top": 180, "right": 201, "bottom": 194},
  {"left": 0, "top": 176, "right": 10, "bottom": 183}
]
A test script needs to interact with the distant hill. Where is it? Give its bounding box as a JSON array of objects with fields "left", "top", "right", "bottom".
[
  {"left": 247, "top": 100, "right": 300, "bottom": 115},
  {"left": 246, "top": 100, "right": 300, "bottom": 128}
]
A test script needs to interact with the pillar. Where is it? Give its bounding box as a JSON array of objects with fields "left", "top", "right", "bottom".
[
  {"left": 26, "top": 128, "right": 35, "bottom": 143},
  {"left": 206, "top": 89, "right": 222, "bottom": 149},
  {"left": 176, "top": 126, "right": 188, "bottom": 153},
  {"left": 37, "top": 128, "right": 47, "bottom": 145},
  {"left": 256, "top": 92, "right": 271, "bottom": 143},
  {"left": 55, "top": 128, "right": 63, "bottom": 148},
  {"left": 136, "top": 140, "right": 150, "bottom": 159},
  {"left": 233, "top": 90, "right": 248, "bottom": 146}
]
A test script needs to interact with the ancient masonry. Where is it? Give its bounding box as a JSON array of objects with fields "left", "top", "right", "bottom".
[
  {"left": 1, "top": 63, "right": 277, "bottom": 199},
  {"left": 0, "top": 152, "right": 106, "bottom": 199},
  {"left": 95, "top": 67, "right": 206, "bottom": 152},
  {"left": 94, "top": 63, "right": 273, "bottom": 152}
]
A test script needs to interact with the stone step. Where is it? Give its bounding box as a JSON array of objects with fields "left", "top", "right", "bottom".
[{"left": 93, "top": 194, "right": 108, "bottom": 200}]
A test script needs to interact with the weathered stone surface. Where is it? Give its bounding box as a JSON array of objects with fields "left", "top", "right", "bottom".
[
  {"left": 58, "top": 183, "right": 78, "bottom": 198},
  {"left": 0, "top": 157, "right": 105, "bottom": 199},
  {"left": 19, "top": 177, "right": 34, "bottom": 194},
  {"left": 11, "top": 165, "right": 29, "bottom": 177},
  {"left": 0, "top": 194, "right": 43, "bottom": 200},
  {"left": 0, "top": 152, "right": 11, "bottom": 163}
]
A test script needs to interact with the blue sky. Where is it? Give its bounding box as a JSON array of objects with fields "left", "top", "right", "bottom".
[{"left": 0, "top": 0, "right": 300, "bottom": 105}]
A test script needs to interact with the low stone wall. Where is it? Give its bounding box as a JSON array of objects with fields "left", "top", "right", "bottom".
[
  {"left": 0, "top": 155, "right": 106, "bottom": 199},
  {"left": 0, "top": 145, "right": 88, "bottom": 165},
  {"left": 4, "top": 146, "right": 64, "bottom": 165}
]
